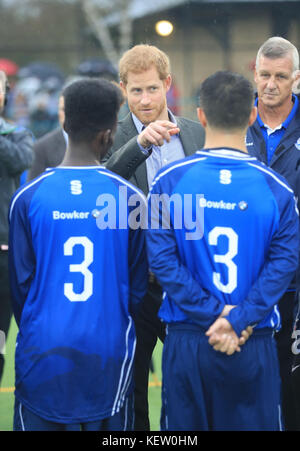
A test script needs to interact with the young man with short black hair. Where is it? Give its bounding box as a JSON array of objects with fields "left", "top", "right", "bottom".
[
  {"left": 9, "top": 78, "right": 148, "bottom": 431},
  {"left": 146, "top": 70, "right": 299, "bottom": 430}
]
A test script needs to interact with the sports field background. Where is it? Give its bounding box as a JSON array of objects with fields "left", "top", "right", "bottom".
[{"left": 0, "top": 319, "right": 163, "bottom": 431}]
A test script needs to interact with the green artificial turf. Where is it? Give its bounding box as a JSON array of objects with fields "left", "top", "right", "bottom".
[{"left": 0, "top": 319, "right": 162, "bottom": 431}]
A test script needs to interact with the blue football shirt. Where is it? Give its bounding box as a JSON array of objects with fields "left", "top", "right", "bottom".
[
  {"left": 8, "top": 166, "right": 148, "bottom": 423},
  {"left": 146, "top": 148, "right": 299, "bottom": 336}
]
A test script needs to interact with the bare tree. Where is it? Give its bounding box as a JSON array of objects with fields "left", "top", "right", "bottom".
[{"left": 81, "top": 0, "right": 133, "bottom": 67}]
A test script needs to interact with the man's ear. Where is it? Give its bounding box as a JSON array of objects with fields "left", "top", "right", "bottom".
[
  {"left": 292, "top": 70, "right": 300, "bottom": 93},
  {"left": 164, "top": 74, "right": 172, "bottom": 93},
  {"left": 197, "top": 108, "right": 207, "bottom": 128},
  {"left": 103, "top": 129, "right": 112, "bottom": 147},
  {"left": 94, "top": 129, "right": 113, "bottom": 160},
  {"left": 96, "top": 129, "right": 112, "bottom": 149},
  {"left": 119, "top": 81, "right": 127, "bottom": 98},
  {"left": 254, "top": 67, "right": 258, "bottom": 85}
]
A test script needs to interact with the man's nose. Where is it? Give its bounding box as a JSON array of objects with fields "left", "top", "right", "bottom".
[
  {"left": 140, "top": 92, "right": 151, "bottom": 104},
  {"left": 266, "top": 76, "right": 277, "bottom": 90}
]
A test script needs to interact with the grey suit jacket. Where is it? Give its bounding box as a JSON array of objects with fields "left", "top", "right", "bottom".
[
  {"left": 103, "top": 113, "right": 205, "bottom": 195},
  {"left": 27, "top": 127, "right": 66, "bottom": 180}
]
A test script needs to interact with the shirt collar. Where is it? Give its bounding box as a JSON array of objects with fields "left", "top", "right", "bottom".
[
  {"left": 255, "top": 94, "right": 298, "bottom": 130},
  {"left": 62, "top": 127, "right": 69, "bottom": 145},
  {"left": 0, "top": 117, "right": 16, "bottom": 133},
  {"left": 131, "top": 109, "right": 177, "bottom": 134}
]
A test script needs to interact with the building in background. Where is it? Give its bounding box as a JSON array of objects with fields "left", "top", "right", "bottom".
[
  {"left": 109, "top": 0, "right": 300, "bottom": 118},
  {"left": 0, "top": 0, "right": 300, "bottom": 119}
]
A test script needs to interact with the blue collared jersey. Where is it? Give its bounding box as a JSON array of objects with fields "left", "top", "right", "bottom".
[
  {"left": 8, "top": 166, "right": 147, "bottom": 424},
  {"left": 146, "top": 148, "right": 299, "bottom": 336}
]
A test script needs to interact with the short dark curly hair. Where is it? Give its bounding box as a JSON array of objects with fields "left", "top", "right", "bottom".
[{"left": 63, "top": 77, "right": 123, "bottom": 142}]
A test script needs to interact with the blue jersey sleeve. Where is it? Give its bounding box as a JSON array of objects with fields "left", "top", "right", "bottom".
[
  {"left": 146, "top": 160, "right": 299, "bottom": 334},
  {"left": 7, "top": 167, "right": 149, "bottom": 423},
  {"left": 226, "top": 190, "right": 299, "bottom": 336},
  {"left": 8, "top": 183, "right": 37, "bottom": 326}
]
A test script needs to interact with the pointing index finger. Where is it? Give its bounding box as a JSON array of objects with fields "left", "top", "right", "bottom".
[
  {"left": 155, "top": 120, "right": 180, "bottom": 130},
  {"left": 169, "top": 127, "right": 180, "bottom": 136}
]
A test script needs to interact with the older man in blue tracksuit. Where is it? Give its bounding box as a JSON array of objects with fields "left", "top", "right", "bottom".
[{"left": 246, "top": 36, "right": 300, "bottom": 431}]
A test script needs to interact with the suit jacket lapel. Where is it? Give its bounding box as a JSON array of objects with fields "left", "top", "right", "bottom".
[
  {"left": 119, "top": 114, "right": 149, "bottom": 193},
  {"left": 176, "top": 117, "right": 199, "bottom": 156},
  {"left": 118, "top": 115, "right": 200, "bottom": 194},
  {"left": 118, "top": 113, "right": 137, "bottom": 141}
]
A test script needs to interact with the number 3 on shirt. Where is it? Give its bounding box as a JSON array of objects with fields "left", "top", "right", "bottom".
[
  {"left": 64, "top": 236, "right": 94, "bottom": 301},
  {"left": 208, "top": 226, "right": 238, "bottom": 294}
]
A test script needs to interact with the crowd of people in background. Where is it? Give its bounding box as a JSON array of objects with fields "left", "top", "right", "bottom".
[{"left": 0, "top": 57, "right": 182, "bottom": 142}]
